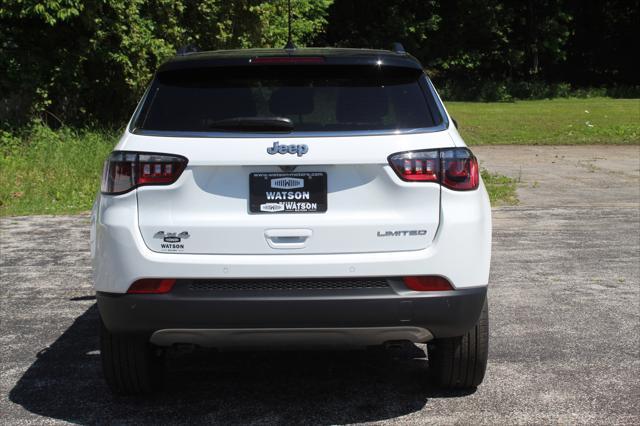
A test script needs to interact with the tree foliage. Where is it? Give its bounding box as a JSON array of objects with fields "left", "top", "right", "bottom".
[
  {"left": 0, "top": 0, "right": 637, "bottom": 128},
  {"left": 321, "top": 0, "right": 637, "bottom": 100},
  {"left": 322, "top": 0, "right": 574, "bottom": 82},
  {"left": 0, "top": 0, "right": 332, "bottom": 127}
]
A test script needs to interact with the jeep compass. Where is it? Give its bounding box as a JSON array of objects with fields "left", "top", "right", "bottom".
[{"left": 92, "top": 46, "right": 491, "bottom": 395}]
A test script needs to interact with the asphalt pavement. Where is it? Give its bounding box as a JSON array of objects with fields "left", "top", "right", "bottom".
[{"left": 1, "top": 145, "right": 638, "bottom": 424}]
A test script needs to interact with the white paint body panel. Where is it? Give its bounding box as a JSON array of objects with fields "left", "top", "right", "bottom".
[
  {"left": 91, "top": 126, "right": 492, "bottom": 292},
  {"left": 137, "top": 163, "right": 442, "bottom": 254}
]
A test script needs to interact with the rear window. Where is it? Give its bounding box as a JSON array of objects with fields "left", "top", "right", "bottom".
[{"left": 134, "top": 65, "right": 443, "bottom": 133}]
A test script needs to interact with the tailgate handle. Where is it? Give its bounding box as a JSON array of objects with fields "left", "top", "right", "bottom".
[{"left": 264, "top": 229, "right": 312, "bottom": 249}]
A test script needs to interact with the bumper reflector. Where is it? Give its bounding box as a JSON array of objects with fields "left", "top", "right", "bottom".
[
  {"left": 127, "top": 279, "right": 176, "bottom": 294},
  {"left": 402, "top": 276, "right": 453, "bottom": 291}
]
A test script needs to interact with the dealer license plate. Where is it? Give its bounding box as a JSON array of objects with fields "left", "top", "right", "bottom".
[{"left": 249, "top": 172, "right": 327, "bottom": 213}]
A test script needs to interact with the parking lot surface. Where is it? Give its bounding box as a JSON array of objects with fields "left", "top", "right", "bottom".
[{"left": 1, "top": 145, "right": 639, "bottom": 424}]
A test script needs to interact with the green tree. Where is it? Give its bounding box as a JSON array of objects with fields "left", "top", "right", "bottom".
[{"left": 0, "top": 0, "right": 333, "bottom": 128}]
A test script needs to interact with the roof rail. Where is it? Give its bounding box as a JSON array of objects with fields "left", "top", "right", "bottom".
[
  {"left": 176, "top": 45, "right": 198, "bottom": 56},
  {"left": 391, "top": 42, "right": 406, "bottom": 54}
]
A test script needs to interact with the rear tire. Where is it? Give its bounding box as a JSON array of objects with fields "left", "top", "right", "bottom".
[
  {"left": 100, "top": 318, "right": 164, "bottom": 395},
  {"left": 427, "top": 297, "right": 489, "bottom": 389}
]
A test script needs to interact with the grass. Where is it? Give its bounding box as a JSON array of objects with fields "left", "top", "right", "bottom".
[
  {"left": 446, "top": 97, "right": 640, "bottom": 145},
  {"left": 0, "top": 125, "right": 116, "bottom": 216},
  {"left": 481, "top": 169, "right": 518, "bottom": 206}
]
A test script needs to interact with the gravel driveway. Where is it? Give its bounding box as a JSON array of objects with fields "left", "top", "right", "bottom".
[{"left": 1, "top": 145, "right": 638, "bottom": 424}]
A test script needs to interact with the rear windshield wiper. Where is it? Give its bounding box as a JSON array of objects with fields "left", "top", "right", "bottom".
[{"left": 208, "top": 117, "right": 294, "bottom": 132}]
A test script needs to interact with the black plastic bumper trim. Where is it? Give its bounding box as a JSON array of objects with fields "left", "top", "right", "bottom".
[{"left": 97, "top": 284, "right": 487, "bottom": 340}]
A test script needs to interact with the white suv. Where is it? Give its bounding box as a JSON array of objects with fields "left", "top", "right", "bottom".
[{"left": 91, "top": 46, "right": 491, "bottom": 395}]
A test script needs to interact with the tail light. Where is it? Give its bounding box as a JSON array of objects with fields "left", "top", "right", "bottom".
[
  {"left": 388, "top": 148, "right": 479, "bottom": 190},
  {"left": 127, "top": 279, "right": 176, "bottom": 294},
  {"left": 250, "top": 56, "right": 325, "bottom": 64},
  {"left": 441, "top": 149, "right": 479, "bottom": 190},
  {"left": 101, "top": 151, "right": 187, "bottom": 195},
  {"left": 403, "top": 276, "right": 454, "bottom": 291}
]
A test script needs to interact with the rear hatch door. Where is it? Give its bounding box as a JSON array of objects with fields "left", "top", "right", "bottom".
[{"left": 130, "top": 60, "right": 451, "bottom": 254}]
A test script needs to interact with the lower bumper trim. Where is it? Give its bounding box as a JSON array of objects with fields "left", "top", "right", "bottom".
[
  {"left": 150, "top": 326, "right": 433, "bottom": 349},
  {"left": 97, "top": 284, "right": 487, "bottom": 341}
]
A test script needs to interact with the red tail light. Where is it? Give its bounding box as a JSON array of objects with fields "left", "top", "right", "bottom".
[
  {"left": 388, "top": 148, "right": 479, "bottom": 190},
  {"left": 441, "top": 149, "right": 479, "bottom": 190},
  {"left": 101, "top": 151, "right": 187, "bottom": 195},
  {"left": 394, "top": 150, "right": 440, "bottom": 182},
  {"left": 403, "top": 276, "right": 454, "bottom": 291},
  {"left": 127, "top": 279, "right": 176, "bottom": 294},
  {"left": 250, "top": 56, "right": 325, "bottom": 64}
]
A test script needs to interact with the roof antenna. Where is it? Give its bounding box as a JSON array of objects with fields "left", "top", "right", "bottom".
[
  {"left": 284, "top": 0, "right": 296, "bottom": 50},
  {"left": 391, "top": 42, "right": 406, "bottom": 54}
]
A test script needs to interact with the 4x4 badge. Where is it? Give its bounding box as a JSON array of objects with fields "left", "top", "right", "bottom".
[{"left": 267, "top": 141, "right": 308, "bottom": 157}]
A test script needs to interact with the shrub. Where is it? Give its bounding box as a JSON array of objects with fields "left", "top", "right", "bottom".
[
  {"left": 0, "top": 123, "right": 117, "bottom": 215},
  {"left": 433, "top": 79, "right": 640, "bottom": 102}
]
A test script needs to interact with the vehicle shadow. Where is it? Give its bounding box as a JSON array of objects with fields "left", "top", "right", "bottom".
[{"left": 9, "top": 304, "right": 473, "bottom": 424}]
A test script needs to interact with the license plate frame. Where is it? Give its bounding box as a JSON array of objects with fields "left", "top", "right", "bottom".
[{"left": 249, "top": 172, "right": 327, "bottom": 214}]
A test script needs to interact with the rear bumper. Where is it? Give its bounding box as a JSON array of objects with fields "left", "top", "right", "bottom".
[
  {"left": 91, "top": 184, "right": 492, "bottom": 293},
  {"left": 97, "top": 281, "right": 487, "bottom": 346}
]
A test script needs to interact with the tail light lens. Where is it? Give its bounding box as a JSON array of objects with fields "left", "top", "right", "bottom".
[
  {"left": 394, "top": 150, "right": 440, "bottom": 182},
  {"left": 388, "top": 148, "right": 479, "bottom": 190},
  {"left": 101, "top": 151, "right": 187, "bottom": 195},
  {"left": 403, "top": 276, "right": 454, "bottom": 291},
  {"left": 441, "top": 149, "right": 479, "bottom": 190},
  {"left": 127, "top": 279, "right": 176, "bottom": 294}
]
